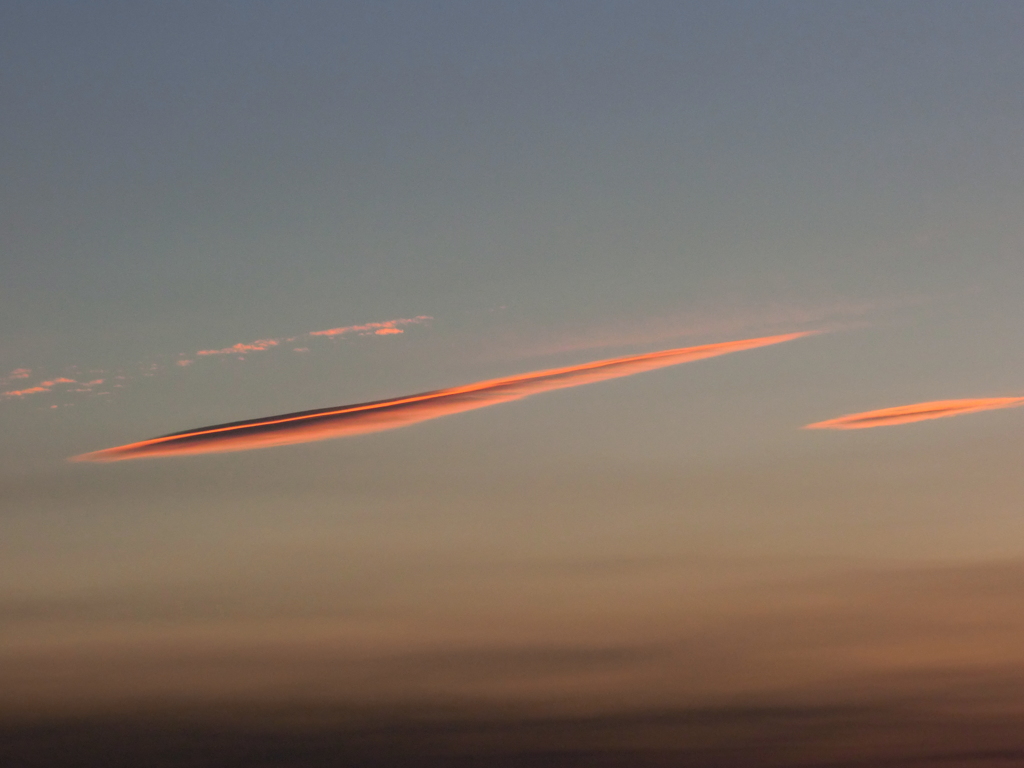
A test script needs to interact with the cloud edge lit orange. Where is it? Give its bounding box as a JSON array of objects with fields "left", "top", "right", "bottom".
[{"left": 804, "top": 396, "right": 1024, "bottom": 430}]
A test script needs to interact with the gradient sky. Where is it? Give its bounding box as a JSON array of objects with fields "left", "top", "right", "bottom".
[{"left": 4, "top": 2, "right": 1024, "bottom": 763}]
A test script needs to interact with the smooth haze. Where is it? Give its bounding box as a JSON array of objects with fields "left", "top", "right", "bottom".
[{"left": 4, "top": 2, "right": 1024, "bottom": 765}]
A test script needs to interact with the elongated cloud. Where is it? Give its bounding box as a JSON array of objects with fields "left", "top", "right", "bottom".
[
  {"left": 4, "top": 386, "right": 51, "bottom": 397},
  {"left": 1, "top": 317, "right": 432, "bottom": 408},
  {"left": 3, "top": 377, "right": 76, "bottom": 397},
  {"left": 804, "top": 397, "right": 1024, "bottom": 430},
  {"left": 73, "top": 331, "right": 810, "bottom": 462},
  {"left": 308, "top": 316, "right": 432, "bottom": 337},
  {"left": 190, "top": 316, "right": 431, "bottom": 357},
  {"left": 197, "top": 339, "right": 279, "bottom": 356}
]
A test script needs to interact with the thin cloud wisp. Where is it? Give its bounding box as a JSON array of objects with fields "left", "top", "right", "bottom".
[
  {"left": 804, "top": 397, "right": 1024, "bottom": 430},
  {"left": 308, "top": 316, "right": 432, "bottom": 337},
  {"left": 73, "top": 332, "right": 810, "bottom": 462}
]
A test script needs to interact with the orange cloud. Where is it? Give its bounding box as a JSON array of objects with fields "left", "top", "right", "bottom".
[
  {"left": 4, "top": 386, "right": 51, "bottom": 397},
  {"left": 176, "top": 360, "right": 194, "bottom": 367},
  {"left": 804, "top": 397, "right": 1024, "bottom": 430},
  {"left": 72, "top": 331, "right": 811, "bottom": 462},
  {"left": 4, "top": 377, "right": 77, "bottom": 397},
  {"left": 188, "top": 316, "right": 430, "bottom": 358},
  {"left": 308, "top": 316, "right": 431, "bottom": 337},
  {"left": 5, "top": 368, "right": 31, "bottom": 380},
  {"left": 196, "top": 339, "right": 279, "bottom": 356}
]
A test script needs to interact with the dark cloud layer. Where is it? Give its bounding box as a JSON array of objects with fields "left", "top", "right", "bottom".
[
  {"left": 5, "top": 559, "right": 1024, "bottom": 765},
  {"left": 3, "top": 693, "right": 1024, "bottom": 767},
  {"left": 73, "top": 332, "right": 809, "bottom": 461}
]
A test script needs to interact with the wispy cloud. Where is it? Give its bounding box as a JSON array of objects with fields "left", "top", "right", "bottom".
[
  {"left": 2, "top": 315, "right": 433, "bottom": 407},
  {"left": 0, "top": 368, "right": 31, "bottom": 393},
  {"left": 499, "top": 301, "right": 872, "bottom": 360},
  {"left": 2, "top": 368, "right": 31, "bottom": 383},
  {"left": 4, "top": 386, "right": 52, "bottom": 397},
  {"left": 191, "top": 316, "right": 431, "bottom": 357},
  {"left": 308, "top": 316, "right": 432, "bottom": 337},
  {"left": 196, "top": 339, "right": 280, "bottom": 356},
  {"left": 3, "top": 377, "right": 77, "bottom": 398},
  {"left": 804, "top": 396, "right": 1024, "bottom": 430},
  {"left": 73, "top": 331, "right": 812, "bottom": 462}
]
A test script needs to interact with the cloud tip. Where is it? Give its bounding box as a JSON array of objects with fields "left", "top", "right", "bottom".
[
  {"left": 69, "top": 450, "right": 114, "bottom": 463},
  {"left": 70, "top": 444, "right": 147, "bottom": 463}
]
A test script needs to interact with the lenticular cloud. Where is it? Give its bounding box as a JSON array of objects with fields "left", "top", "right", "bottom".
[
  {"left": 804, "top": 397, "right": 1024, "bottom": 430},
  {"left": 73, "top": 332, "right": 810, "bottom": 462}
]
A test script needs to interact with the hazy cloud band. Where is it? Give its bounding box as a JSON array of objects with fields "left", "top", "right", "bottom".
[{"left": 73, "top": 332, "right": 810, "bottom": 462}]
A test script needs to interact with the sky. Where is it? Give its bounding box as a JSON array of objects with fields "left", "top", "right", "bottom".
[{"left": 3, "top": 2, "right": 1024, "bottom": 765}]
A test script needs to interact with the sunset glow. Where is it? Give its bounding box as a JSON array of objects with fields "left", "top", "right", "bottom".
[{"left": 9, "top": 6, "right": 1024, "bottom": 763}]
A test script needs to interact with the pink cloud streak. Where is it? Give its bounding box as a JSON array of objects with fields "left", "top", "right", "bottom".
[
  {"left": 3, "top": 316, "right": 432, "bottom": 406},
  {"left": 308, "top": 316, "right": 432, "bottom": 337},
  {"left": 73, "top": 331, "right": 812, "bottom": 462},
  {"left": 804, "top": 397, "right": 1024, "bottom": 430},
  {"left": 3, "top": 377, "right": 77, "bottom": 397},
  {"left": 187, "top": 316, "right": 430, "bottom": 360},
  {"left": 196, "top": 339, "right": 280, "bottom": 356},
  {"left": 4, "top": 386, "right": 51, "bottom": 397}
]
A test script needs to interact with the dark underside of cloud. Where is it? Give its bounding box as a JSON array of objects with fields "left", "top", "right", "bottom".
[{"left": 3, "top": 693, "right": 1024, "bottom": 767}]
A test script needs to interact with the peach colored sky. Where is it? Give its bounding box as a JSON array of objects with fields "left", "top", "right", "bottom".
[{"left": 4, "top": 4, "right": 1024, "bottom": 759}]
